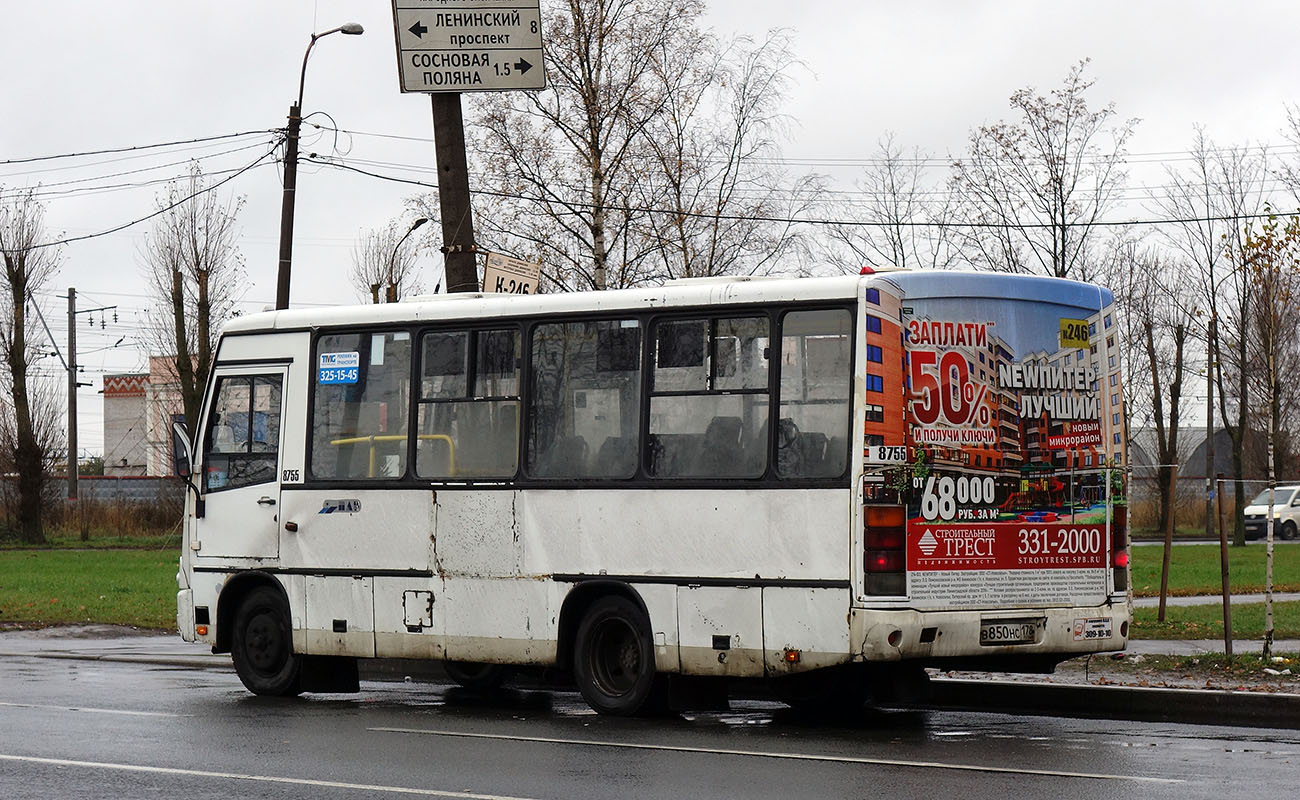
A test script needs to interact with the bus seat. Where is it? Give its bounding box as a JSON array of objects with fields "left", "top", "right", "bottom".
[
  {"left": 775, "top": 417, "right": 802, "bottom": 475},
  {"left": 212, "top": 425, "right": 238, "bottom": 453},
  {"left": 648, "top": 433, "right": 695, "bottom": 477},
  {"left": 799, "top": 431, "right": 829, "bottom": 475},
  {"left": 595, "top": 436, "right": 637, "bottom": 477},
  {"left": 539, "top": 435, "right": 589, "bottom": 477},
  {"left": 824, "top": 435, "right": 848, "bottom": 477},
  {"left": 742, "top": 417, "right": 769, "bottom": 474},
  {"left": 691, "top": 416, "right": 744, "bottom": 475}
]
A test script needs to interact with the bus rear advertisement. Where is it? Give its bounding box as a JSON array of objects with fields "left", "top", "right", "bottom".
[{"left": 175, "top": 270, "right": 1129, "bottom": 715}]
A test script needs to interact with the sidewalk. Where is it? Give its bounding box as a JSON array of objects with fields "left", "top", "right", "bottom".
[{"left": 1131, "top": 591, "right": 1300, "bottom": 608}]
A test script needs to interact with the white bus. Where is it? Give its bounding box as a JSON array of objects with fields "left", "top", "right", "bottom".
[{"left": 175, "top": 270, "right": 1130, "bottom": 714}]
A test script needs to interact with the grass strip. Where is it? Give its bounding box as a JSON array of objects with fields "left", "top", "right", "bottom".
[
  {"left": 1130, "top": 542, "right": 1299, "bottom": 597},
  {"left": 0, "top": 549, "right": 178, "bottom": 631},
  {"left": 1132, "top": 601, "right": 1300, "bottom": 640}
]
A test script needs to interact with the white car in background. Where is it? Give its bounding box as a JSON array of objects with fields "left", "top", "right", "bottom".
[{"left": 1243, "top": 485, "right": 1300, "bottom": 541}]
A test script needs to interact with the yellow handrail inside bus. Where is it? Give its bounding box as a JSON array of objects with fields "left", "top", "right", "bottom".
[{"left": 328, "top": 434, "right": 456, "bottom": 477}]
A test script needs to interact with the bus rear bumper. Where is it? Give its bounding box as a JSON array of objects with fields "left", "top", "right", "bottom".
[{"left": 851, "top": 600, "right": 1131, "bottom": 667}]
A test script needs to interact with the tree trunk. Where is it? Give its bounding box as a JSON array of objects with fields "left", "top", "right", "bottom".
[
  {"left": 171, "top": 268, "right": 198, "bottom": 429},
  {"left": 4, "top": 264, "right": 44, "bottom": 544},
  {"left": 194, "top": 268, "right": 212, "bottom": 421},
  {"left": 589, "top": 152, "right": 609, "bottom": 290}
]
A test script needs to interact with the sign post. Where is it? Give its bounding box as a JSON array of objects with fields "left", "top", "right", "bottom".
[{"left": 390, "top": 0, "right": 546, "bottom": 293}]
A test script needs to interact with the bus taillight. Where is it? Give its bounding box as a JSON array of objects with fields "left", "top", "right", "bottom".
[
  {"left": 1111, "top": 504, "right": 1129, "bottom": 593},
  {"left": 865, "top": 505, "right": 906, "bottom": 596}
]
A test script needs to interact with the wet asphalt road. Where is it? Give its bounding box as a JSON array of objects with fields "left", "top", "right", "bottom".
[{"left": 0, "top": 654, "right": 1297, "bottom": 800}]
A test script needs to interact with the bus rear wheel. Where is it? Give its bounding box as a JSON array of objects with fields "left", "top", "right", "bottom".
[
  {"left": 231, "top": 587, "right": 302, "bottom": 697},
  {"left": 573, "top": 595, "right": 659, "bottom": 715}
]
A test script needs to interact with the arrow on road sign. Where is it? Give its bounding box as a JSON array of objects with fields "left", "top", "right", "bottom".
[
  {"left": 514, "top": 58, "right": 533, "bottom": 74},
  {"left": 408, "top": 20, "right": 428, "bottom": 38}
]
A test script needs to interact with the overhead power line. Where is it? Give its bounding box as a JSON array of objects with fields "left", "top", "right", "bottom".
[
  {"left": 307, "top": 121, "right": 1300, "bottom": 168},
  {"left": 304, "top": 154, "right": 1297, "bottom": 232},
  {"left": 1, "top": 139, "right": 277, "bottom": 201},
  {"left": 0, "top": 129, "right": 277, "bottom": 168},
  {"left": 24, "top": 146, "right": 279, "bottom": 251}
]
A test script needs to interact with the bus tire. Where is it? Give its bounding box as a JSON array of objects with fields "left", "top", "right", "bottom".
[
  {"left": 573, "top": 595, "right": 658, "bottom": 715},
  {"left": 445, "top": 661, "right": 512, "bottom": 691},
  {"left": 231, "top": 587, "right": 302, "bottom": 697}
]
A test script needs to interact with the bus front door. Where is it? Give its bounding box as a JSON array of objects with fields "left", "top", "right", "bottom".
[{"left": 194, "top": 368, "right": 286, "bottom": 560}]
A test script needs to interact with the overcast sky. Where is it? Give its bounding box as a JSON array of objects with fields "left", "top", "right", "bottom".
[{"left": 3, "top": 1, "right": 1299, "bottom": 455}]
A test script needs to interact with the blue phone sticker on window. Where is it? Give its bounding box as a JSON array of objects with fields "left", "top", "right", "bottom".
[{"left": 319, "top": 351, "right": 360, "bottom": 384}]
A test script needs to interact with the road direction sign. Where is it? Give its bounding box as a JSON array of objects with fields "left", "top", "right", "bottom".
[
  {"left": 392, "top": 0, "right": 545, "bottom": 93},
  {"left": 482, "top": 252, "right": 541, "bottom": 294}
]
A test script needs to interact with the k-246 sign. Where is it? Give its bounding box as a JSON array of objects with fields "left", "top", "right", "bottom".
[{"left": 482, "top": 252, "right": 541, "bottom": 295}]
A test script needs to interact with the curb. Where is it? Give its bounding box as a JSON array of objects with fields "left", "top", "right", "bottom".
[{"left": 925, "top": 677, "right": 1300, "bottom": 730}]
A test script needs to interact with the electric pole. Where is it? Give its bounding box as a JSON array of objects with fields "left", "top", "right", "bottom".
[
  {"left": 67, "top": 288, "right": 77, "bottom": 508},
  {"left": 431, "top": 93, "right": 479, "bottom": 293}
]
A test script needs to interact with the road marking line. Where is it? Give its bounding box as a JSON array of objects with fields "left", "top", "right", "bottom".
[
  {"left": 0, "top": 701, "right": 186, "bottom": 718},
  {"left": 370, "top": 727, "right": 1181, "bottom": 784},
  {"left": 0, "top": 754, "right": 540, "bottom": 800}
]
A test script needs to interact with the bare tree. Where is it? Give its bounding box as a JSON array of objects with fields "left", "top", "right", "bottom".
[
  {"left": 1238, "top": 209, "right": 1300, "bottom": 657},
  {"left": 139, "top": 164, "right": 244, "bottom": 430},
  {"left": 0, "top": 186, "right": 62, "bottom": 543},
  {"left": 0, "top": 373, "right": 65, "bottom": 533},
  {"left": 350, "top": 219, "right": 427, "bottom": 303},
  {"left": 823, "top": 133, "right": 958, "bottom": 272},
  {"left": 1105, "top": 239, "right": 1194, "bottom": 538},
  {"left": 1152, "top": 133, "right": 1271, "bottom": 545},
  {"left": 460, "top": 0, "right": 703, "bottom": 291},
  {"left": 453, "top": 1, "right": 812, "bottom": 291},
  {"left": 632, "top": 30, "right": 815, "bottom": 280},
  {"left": 949, "top": 59, "right": 1136, "bottom": 280}
]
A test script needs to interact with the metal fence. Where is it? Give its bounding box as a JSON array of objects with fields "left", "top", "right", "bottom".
[{"left": 48, "top": 476, "right": 185, "bottom": 504}]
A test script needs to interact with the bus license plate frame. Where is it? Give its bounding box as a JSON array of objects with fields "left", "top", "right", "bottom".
[{"left": 978, "top": 618, "right": 1042, "bottom": 646}]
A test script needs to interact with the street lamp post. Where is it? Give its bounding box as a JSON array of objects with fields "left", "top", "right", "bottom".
[
  {"left": 386, "top": 218, "right": 429, "bottom": 303},
  {"left": 274, "top": 22, "right": 364, "bottom": 311}
]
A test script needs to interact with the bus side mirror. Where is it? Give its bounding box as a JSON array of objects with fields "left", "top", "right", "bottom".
[{"left": 173, "top": 420, "right": 194, "bottom": 478}]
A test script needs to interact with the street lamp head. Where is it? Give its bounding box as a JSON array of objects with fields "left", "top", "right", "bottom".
[
  {"left": 411, "top": 217, "right": 429, "bottom": 231},
  {"left": 340, "top": 23, "right": 364, "bottom": 35}
]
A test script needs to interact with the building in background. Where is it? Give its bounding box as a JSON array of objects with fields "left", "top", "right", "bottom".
[
  {"left": 101, "top": 357, "right": 186, "bottom": 477},
  {"left": 102, "top": 373, "right": 148, "bottom": 476}
]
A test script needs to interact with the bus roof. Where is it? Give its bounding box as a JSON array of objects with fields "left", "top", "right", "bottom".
[
  {"left": 222, "top": 274, "right": 866, "bottom": 333},
  {"left": 221, "top": 270, "right": 1113, "bottom": 334}
]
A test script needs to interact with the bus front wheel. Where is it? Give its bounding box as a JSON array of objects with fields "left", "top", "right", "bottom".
[
  {"left": 231, "top": 587, "right": 302, "bottom": 697},
  {"left": 573, "top": 595, "right": 659, "bottom": 715}
]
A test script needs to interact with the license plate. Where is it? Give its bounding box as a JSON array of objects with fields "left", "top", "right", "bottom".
[
  {"left": 979, "top": 618, "right": 1040, "bottom": 645},
  {"left": 1073, "top": 617, "right": 1113, "bottom": 641}
]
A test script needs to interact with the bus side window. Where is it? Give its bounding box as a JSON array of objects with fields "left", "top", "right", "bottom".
[
  {"left": 777, "top": 309, "right": 852, "bottom": 479},
  {"left": 310, "top": 331, "right": 412, "bottom": 480},
  {"left": 416, "top": 328, "right": 521, "bottom": 479},
  {"left": 528, "top": 320, "right": 642, "bottom": 479},
  {"left": 648, "top": 316, "right": 769, "bottom": 479}
]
